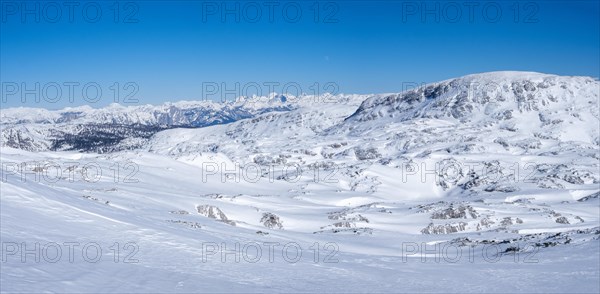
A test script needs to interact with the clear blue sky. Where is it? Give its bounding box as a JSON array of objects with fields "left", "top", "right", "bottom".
[{"left": 1, "top": 0, "right": 599, "bottom": 109}]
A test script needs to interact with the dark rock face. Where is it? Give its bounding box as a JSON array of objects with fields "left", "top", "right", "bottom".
[
  {"left": 261, "top": 212, "right": 283, "bottom": 229},
  {"left": 2, "top": 124, "right": 167, "bottom": 153},
  {"left": 197, "top": 205, "right": 236, "bottom": 226},
  {"left": 577, "top": 192, "right": 599, "bottom": 202},
  {"left": 421, "top": 222, "right": 467, "bottom": 234},
  {"left": 431, "top": 205, "right": 478, "bottom": 220},
  {"left": 51, "top": 124, "right": 167, "bottom": 153}
]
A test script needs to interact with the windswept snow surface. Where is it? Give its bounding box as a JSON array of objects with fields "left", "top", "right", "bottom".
[{"left": 1, "top": 72, "right": 599, "bottom": 293}]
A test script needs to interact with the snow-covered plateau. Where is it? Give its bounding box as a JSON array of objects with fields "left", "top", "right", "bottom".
[{"left": 1, "top": 71, "right": 599, "bottom": 292}]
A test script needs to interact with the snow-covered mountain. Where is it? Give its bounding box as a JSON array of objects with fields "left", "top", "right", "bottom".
[
  {"left": 1, "top": 72, "right": 599, "bottom": 293},
  {"left": 343, "top": 72, "right": 599, "bottom": 143},
  {"left": 0, "top": 95, "right": 294, "bottom": 152},
  {"left": 146, "top": 71, "right": 599, "bottom": 200},
  {"left": 1, "top": 95, "right": 293, "bottom": 125}
]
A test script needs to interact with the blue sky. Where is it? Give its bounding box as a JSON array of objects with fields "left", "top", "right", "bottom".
[{"left": 1, "top": 0, "right": 599, "bottom": 109}]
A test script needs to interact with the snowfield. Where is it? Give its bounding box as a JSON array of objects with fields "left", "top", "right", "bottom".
[{"left": 1, "top": 72, "right": 599, "bottom": 293}]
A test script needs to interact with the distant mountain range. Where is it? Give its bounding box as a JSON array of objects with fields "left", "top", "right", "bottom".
[{"left": 2, "top": 72, "right": 598, "bottom": 154}]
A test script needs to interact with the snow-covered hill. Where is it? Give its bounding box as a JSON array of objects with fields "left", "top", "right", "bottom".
[{"left": 1, "top": 72, "right": 599, "bottom": 293}]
